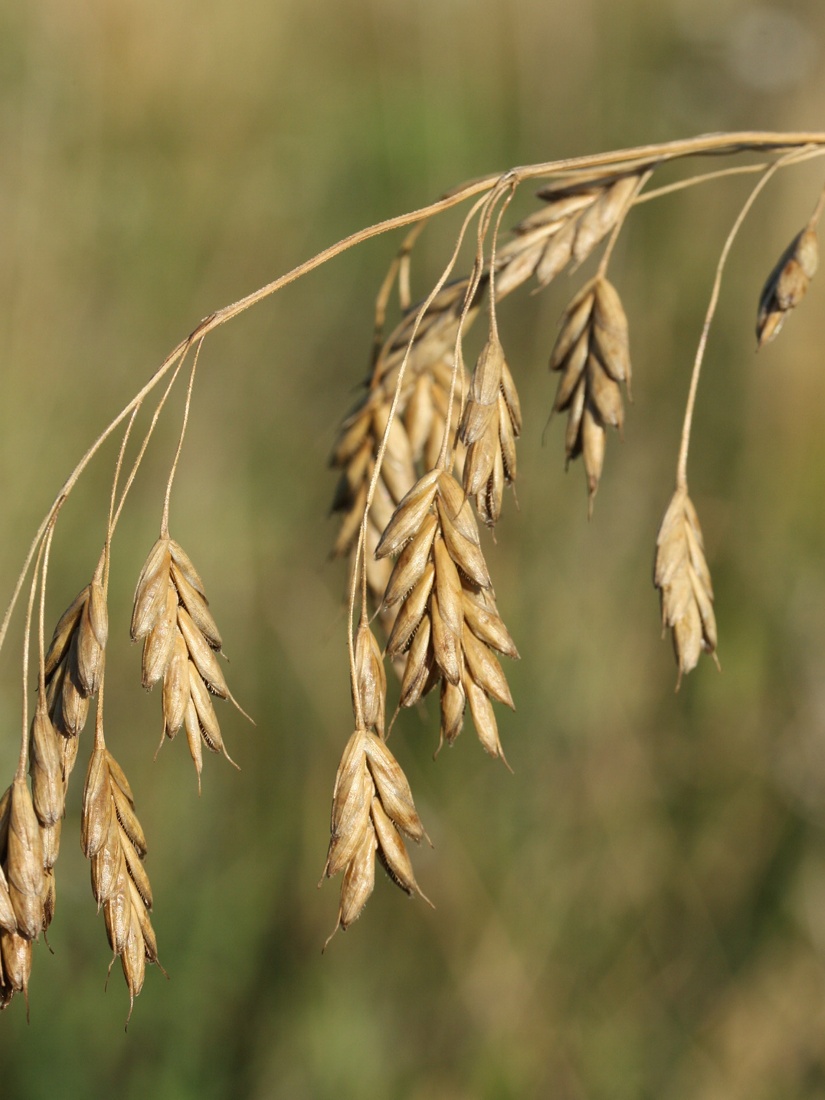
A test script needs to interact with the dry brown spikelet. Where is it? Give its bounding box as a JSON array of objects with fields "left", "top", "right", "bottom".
[
  {"left": 6, "top": 776, "right": 45, "bottom": 942},
  {"left": 459, "top": 334, "right": 522, "bottom": 527},
  {"left": 131, "top": 535, "right": 238, "bottom": 783},
  {"left": 323, "top": 729, "right": 431, "bottom": 947},
  {"left": 43, "top": 579, "right": 106, "bottom": 742},
  {"left": 550, "top": 276, "right": 631, "bottom": 512},
  {"left": 494, "top": 173, "right": 641, "bottom": 296},
  {"left": 756, "top": 225, "right": 819, "bottom": 348},
  {"left": 329, "top": 276, "right": 473, "bottom": 618},
  {"left": 0, "top": 930, "right": 32, "bottom": 1015},
  {"left": 81, "top": 741, "right": 162, "bottom": 1019},
  {"left": 353, "top": 620, "right": 387, "bottom": 737},
  {"left": 375, "top": 470, "right": 518, "bottom": 761},
  {"left": 29, "top": 698, "right": 66, "bottom": 830},
  {"left": 654, "top": 486, "right": 718, "bottom": 685}
]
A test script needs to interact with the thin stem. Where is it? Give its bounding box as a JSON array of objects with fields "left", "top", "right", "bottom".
[
  {"left": 37, "top": 521, "right": 58, "bottom": 700},
  {"left": 675, "top": 154, "right": 794, "bottom": 488},
  {"left": 161, "top": 337, "right": 203, "bottom": 537},
  {"left": 435, "top": 180, "right": 516, "bottom": 473},
  {"left": 807, "top": 178, "right": 825, "bottom": 228},
  {"left": 635, "top": 146, "right": 825, "bottom": 207},
  {"left": 111, "top": 363, "right": 186, "bottom": 539},
  {"left": 434, "top": 192, "right": 500, "bottom": 471},
  {"left": 18, "top": 524, "right": 53, "bottom": 776},
  {"left": 486, "top": 180, "right": 517, "bottom": 344}
]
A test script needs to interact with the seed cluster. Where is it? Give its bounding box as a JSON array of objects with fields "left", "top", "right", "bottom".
[
  {"left": 131, "top": 535, "right": 237, "bottom": 785},
  {"left": 81, "top": 743, "right": 162, "bottom": 1018},
  {"left": 549, "top": 277, "right": 631, "bottom": 511},
  {"left": 0, "top": 563, "right": 108, "bottom": 1011},
  {"left": 654, "top": 488, "right": 718, "bottom": 685},
  {"left": 2, "top": 133, "right": 825, "bottom": 1016}
]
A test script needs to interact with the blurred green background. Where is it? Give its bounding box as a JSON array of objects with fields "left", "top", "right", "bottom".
[{"left": 2, "top": 1, "right": 825, "bottom": 1097}]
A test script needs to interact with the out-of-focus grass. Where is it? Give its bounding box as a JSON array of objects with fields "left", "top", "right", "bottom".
[{"left": 2, "top": 1, "right": 825, "bottom": 1097}]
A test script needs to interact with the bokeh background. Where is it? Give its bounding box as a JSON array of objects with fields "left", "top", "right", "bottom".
[{"left": 2, "top": 1, "right": 825, "bottom": 1097}]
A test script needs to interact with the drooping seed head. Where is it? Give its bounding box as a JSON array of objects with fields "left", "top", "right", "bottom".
[{"left": 654, "top": 486, "right": 718, "bottom": 685}]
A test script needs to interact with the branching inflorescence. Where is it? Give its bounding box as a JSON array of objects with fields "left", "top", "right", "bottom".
[{"left": 1, "top": 132, "right": 824, "bottom": 1018}]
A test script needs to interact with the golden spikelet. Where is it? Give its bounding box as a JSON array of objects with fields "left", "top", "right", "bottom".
[
  {"left": 654, "top": 486, "right": 718, "bottom": 685},
  {"left": 375, "top": 470, "right": 518, "bottom": 762},
  {"left": 459, "top": 334, "right": 522, "bottom": 527},
  {"left": 330, "top": 277, "right": 473, "bottom": 618},
  {"left": 131, "top": 536, "right": 239, "bottom": 783},
  {"left": 550, "top": 276, "right": 631, "bottom": 512},
  {"left": 353, "top": 620, "right": 387, "bottom": 737},
  {"left": 29, "top": 698, "right": 65, "bottom": 830},
  {"left": 44, "top": 575, "right": 109, "bottom": 740},
  {"left": 323, "top": 729, "right": 431, "bottom": 947},
  {"left": 495, "top": 172, "right": 641, "bottom": 296},
  {"left": 6, "top": 776, "right": 45, "bottom": 942},
  {"left": 81, "top": 741, "right": 162, "bottom": 1019}
]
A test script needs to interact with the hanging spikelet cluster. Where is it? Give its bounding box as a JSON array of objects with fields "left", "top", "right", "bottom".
[
  {"left": 654, "top": 487, "right": 718, "bottom": 685},
  {"left": 0, "top": 515, "right": 242, "bottom": 1016},
  {"left": 322, "top": 143, "right": 825, "bottom": 935},
  {"left": 130, "top": 535, "right": 238, "bottom": 785},
  {"left": 330, "top": 276, "right": 475, "bottom": 615},
  {"left": 0, "top": 559, "right": 109, "bottom": 1012},
  {"left": 377, "top": 469, "right": 518, "bottom": 758},
  {"left": 1, "top": 132, "right": 825, "bottom": 1016},
  {"left": 549, "top": 277, "right": 631, "bottom": 511},
  {"left": 81, "top": 741, "right": 163, "bottom": 1020}
]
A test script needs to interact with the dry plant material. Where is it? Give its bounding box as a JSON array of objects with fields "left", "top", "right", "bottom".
[
  {"left": 654, "top": 486, "right": 718, "bottom": 685},
  {"left": 494, "top": 172, "right": 642, "bottom": 296},
  {"left": 330, "top": 277, "right": 473, "bottom": 616},
  {"left": 131, "top": 535, "right": 237, "bottom": 786},
  {"left": 44, "top": 566, "right": 108, "bottom": 740},
  {"left": 377, "top": 469, "right": 518, "bottom": 761},
  {"left": 550, "top": 276, "right": 631, "bottom": 511},
  {"left": 81, "top": 740, "right": 162, "bottom": 1021},
  {"left": 322, "top": 729, "right": 432, "bottom": 947},
  {"left": 1, "top": 132, "right": 825, "bottom": 1014},
  {"left": 459, "top": 334, "right": 522, "bottom": 526},
  {"left": 0, "top": 777, "right": 46, "bottom": 1014},
  {"left": 756, "top": 225, "right": 819, "bottom": 347}
]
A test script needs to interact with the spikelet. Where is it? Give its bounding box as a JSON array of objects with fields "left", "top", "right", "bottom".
[
  {"left": 654, "top": 486, "right": 718, "bottom": 685},
  {"left": 495, "top": 173, "right": 641, "bottom": 296},
  {"left": 29, "top": 698, "right": 65, "bottom": 830},
  {"left": 550, "top": 276, "right": 631, "bottom": 513},
  {"left": 0, "top": 930, "right": 32, "bottom": 1015},
  {"left": 43, "top": 564, "right": 108, "bottom": 742},
  {"left": 5, "top": 776, "right": 45, "bottom": 942},
  {"left": 375, "top": 470, "right": 518, "bottom": 761},
  {"left": 459, "top": 334, "right": 522, "bottom": 527},
  {"left": 756, "top": 225, "right": 819, "bottom": 347},
  {"left": 353, "top": 620, "right": 387, "bottom": 736},
  {"left": 329, "top": 276, "right": 473, "bottom": 616},
  {"left": 131, "top": 535, "right": 238, "bottom": 784},
  {"left": 81, "top": 741, "right": 162, "bottom": 1021},
  {"left": 323, "top": 729, "right": 431, "bottom": 947}
]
